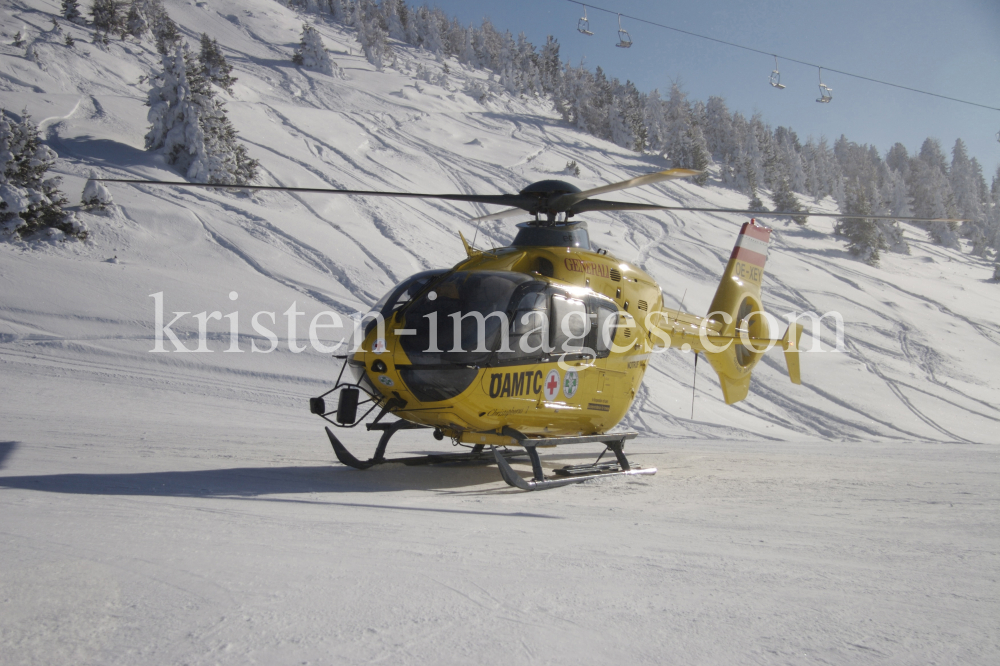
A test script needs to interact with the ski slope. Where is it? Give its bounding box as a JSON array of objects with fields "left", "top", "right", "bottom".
[{"left": 1, "top": 1, "right": 998, "bottom": 663}]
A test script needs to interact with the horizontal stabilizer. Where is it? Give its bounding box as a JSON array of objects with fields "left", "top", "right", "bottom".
[{"left": 782, "top": 323, "right": 804, "bottom": 384}]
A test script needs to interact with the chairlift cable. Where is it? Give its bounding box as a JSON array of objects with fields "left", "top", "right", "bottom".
[{"left": 562, "top": 0, "right": 1000, "bottom": 113}]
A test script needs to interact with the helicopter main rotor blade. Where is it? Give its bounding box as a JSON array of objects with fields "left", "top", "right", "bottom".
[
  {"left": 469, "top": 207, "right": 526, "bottom": 222},
  {"left": 550, "top": 168, "right": 701, "bottom": 212},
  {"left": 94, "top": 178, "right": 536, "bottom": 209},
  {"left": 97, "top": 178, "right": 966, "bottom": 224},
  {"left": 583, "top": 203, "right": 969, "bottom": 223}
]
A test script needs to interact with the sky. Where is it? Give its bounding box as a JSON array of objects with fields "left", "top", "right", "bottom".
[{"left": 423, "top": 0, "right": 1000, "bottom": 179}]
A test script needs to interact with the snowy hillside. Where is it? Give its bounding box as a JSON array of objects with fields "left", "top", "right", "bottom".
[{"left": 2, "top": 1, "right": 998, "bottom": 664}]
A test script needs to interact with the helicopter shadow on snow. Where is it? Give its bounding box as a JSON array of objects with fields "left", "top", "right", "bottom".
[
  {"left": 0, "top": 443, "right": 564, "bottom": 514},
  {"left": 0, "top": 441, "right": 17, "bottom": 469}
]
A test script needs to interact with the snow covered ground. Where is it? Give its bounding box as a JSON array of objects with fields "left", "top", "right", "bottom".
[{"left": 1, "top": 1, "right": 998, "bottom": 663}]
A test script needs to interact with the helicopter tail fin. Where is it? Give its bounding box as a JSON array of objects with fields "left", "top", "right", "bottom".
[
  {"left": 702, "top": 219, "right": 774, "bottom": 404},
  {"left": 710, "top": 218, "right": 770, "bottom": 309}
]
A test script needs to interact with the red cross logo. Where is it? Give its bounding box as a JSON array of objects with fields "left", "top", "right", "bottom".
[{"left": 544, "top": 369, "right": 560, "bottom": 400}]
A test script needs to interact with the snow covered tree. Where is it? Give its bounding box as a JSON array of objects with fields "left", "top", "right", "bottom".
[
  {"left": 658, "top": 84, "right": 710, "bottom": 180},
  {"left": 148, "top": 0, "right": 181, "bottom": 55},
  {"left": 770, "top": 176, "right": 806, "bottom": 224},
  {"left": 949, "top": 139, "right": 988, "bottom": 254},
  {"left": 837, "top": 177, "right": 887, "bottom": 266},
  {"left": 1, "top": 111, "right": 84, "bottom": 241},
  {"left": 607, "top": 96, "right": 633, "bottom": 151},
  {"left": 539, "top": 36, "right": 561, "bottom": 94},
  {"left": 353, "top": 1, "right": 392, "bottom": 71},
  {"left": 908, "top": 138, "right": 958, "bottom": 248},
  {"left": 620, "top": 81, "right": 647, "bottom": 153},
  {"left": 81, "top": 171, "right": 114, "bottom": 210},
  {"left": 145, "top": 44, "right": 258, "bottom": 185},
  {"left": 125, "top": 1, "right": 147, "bottom": 39},
  {"left": 292, "top": 24, "right": 339, "bottom": 77},
  {"left": 62, "top": 0, "right": 84, "bottom": 23},
  {"left": 199, "top": 34, "right": 236, "bottom": 94},
  {"left": 703, "top": 96, "right": 738, "bottom": 164},
  {"left": 90, "top": 0, "right": 124, "bottom": 37}
]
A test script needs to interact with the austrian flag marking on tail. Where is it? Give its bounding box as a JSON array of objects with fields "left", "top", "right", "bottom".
[
  {"left": 727, "top": 219, "right": 771, "bottom": 286},
  {"left": 730, "top": 219, "right": 771, "bottom": 268}
]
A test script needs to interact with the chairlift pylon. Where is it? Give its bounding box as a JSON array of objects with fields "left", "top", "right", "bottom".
[
  {"left": 577, "top": 6, "right": 593, "bottom": 36},
  {"left": 769, "top": 55, "right": 785, "bottom": 89},
  {"left": 616, "top": 13, "right": 632, "bottom": 49},
  {"left": 816, "top": 67, "right": 833, "bottom": 103}
]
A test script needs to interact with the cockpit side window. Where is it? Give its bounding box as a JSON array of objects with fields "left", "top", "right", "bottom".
[
  {"left": 364, "top": 270, "right": 448, "bottom": 338},
  {"left": 497, "top": 285, "right": 549, "bottom": 364},
  {"left": 589, "top": 295, "right": 619, "bottom": 359},
  {"left": 550, "top": 294, "right": 589, "bottom": 354}
]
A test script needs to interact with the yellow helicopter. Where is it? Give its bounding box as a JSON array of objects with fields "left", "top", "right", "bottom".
[
  {"left": 100, "top": 168, "right": 962, "bottom": 490},
  {"left": 303, "top": 168, "right": 802, "bottom": 490}
]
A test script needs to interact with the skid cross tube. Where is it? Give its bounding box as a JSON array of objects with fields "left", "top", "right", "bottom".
[{"left": 491, "top": 431, "right": 654, "bottom": 490}]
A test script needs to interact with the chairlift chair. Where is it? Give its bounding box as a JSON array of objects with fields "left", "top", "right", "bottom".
[
  {"left": 577, "top": 6, "right": 593, "bottom": 36},
  {"left": 616, "top": 14, "right": 632, "bottom": 48},
  {"left": 816, "top": 68, "right": 832, "bottom": 103},
  {"left": 769, "top": 55, "right": 785, "bottom": 89}
]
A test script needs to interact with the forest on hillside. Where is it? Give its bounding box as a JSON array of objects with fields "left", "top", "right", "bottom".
[{"left": 284, "top": 0, "right": 1000, "bottom": 267}]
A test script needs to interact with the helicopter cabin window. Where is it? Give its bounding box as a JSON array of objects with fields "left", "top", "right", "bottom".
[
  {"left": 549, "top": 292, "right": 619, "bottom": 359},
  {"left": 592, "top": 303, "right": 618, "bottom": 356},
  {"left": 497, "top": 288, "right": 549, "bottom": 364},
  {"left": 550, "top": 294, "right": 589, "bottom": 355},
  {"left": 365, "top": 269, "right": 447, "bottom": 338},
  {"left": 491, "top": 287, "right": 619, "bottom": 365}
]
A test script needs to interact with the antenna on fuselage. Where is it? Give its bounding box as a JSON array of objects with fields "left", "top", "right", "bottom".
[{"left": 690, "top": 352, "right": 699, "bottom": 420}]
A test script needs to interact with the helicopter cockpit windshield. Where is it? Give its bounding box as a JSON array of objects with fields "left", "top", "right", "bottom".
[
  {"left": 401, "top": 271, "right": 533, "bottom": 367},
  {"left": 364, "top": 269, "right": 448, "bottom": 338}
]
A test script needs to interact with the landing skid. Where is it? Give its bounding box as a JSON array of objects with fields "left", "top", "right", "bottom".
[
  {"left": 325, "top": 426, "right": 526, "bottom": 469},
  {"left": 491, "top": 443, "right": 656, "bottom": 491},
  {"left": 325, "top": 425, "right": 655, "bottom": 490}
]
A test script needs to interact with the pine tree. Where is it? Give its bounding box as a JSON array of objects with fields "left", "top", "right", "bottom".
[
  {"left": 353, "top": 1, "right": 391, "bottom": 71},
  {"left": 949, "top": 139, "right": 987, "bottom": 254},
  {"left": 62, "top": 0, "right": 83, "bottom": 23},
  {"left": 539, "top": 36, "right": 561, "bottom": 94},
  {"left": 703, "top": 96, "right": 737, "bottom": 163},
  {"left": 91, "top": 0, "right": 124, "bottom": 37},
  {"left": 145, "top": 44, "right": 258, "bottom": 185},
  {"left": 293, "top": 24, "right": 339, "bottom": 77},
  {"left": 621, "top": 81, "right": 647, "bottom": 153},
  {"left": 199, "top": 34, "right": 236, "bottom": 94},
  {"left": 607, "top": 96, "right": 633, "bottom": 151},
  {"left": 909, "top": 138, "right": 958, "bottom": 247},
  {"left": 659, "top": 84, "right": 710, "bottom": 178},
  {"left": 771, "top": 176, "right": 806, "bottom": 224},
  {"left": 149, "top": 0, "right": 181, "bottom": 55},
  {"left": 1, "top": 111, "right": 84, "bottom": 241},
  {"left": 837, "top": 177, "right": 887, "bottom": 266},
  {"left": 125, "top": 0, "right": 147, "bottom": 39}
]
